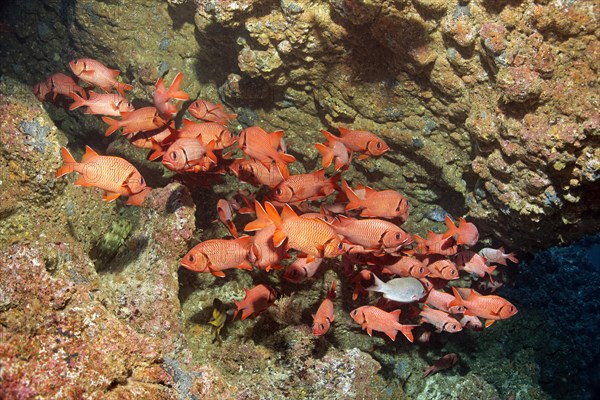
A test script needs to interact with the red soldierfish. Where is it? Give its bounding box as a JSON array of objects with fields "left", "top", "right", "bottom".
[
  {"left": 442, "top": 215, "right": 479, "bottom": 247},
  {"left": 382, "top": 256, "right": 429, "bottom": 278},
  {"left": 128, "top": 124, "right": 177, "bottom": 161},
  {"left": 324, "top": 127, "right": 389, "bottom": 160},
  {"left": 248, "top": 224, "right": 286, "bottom": 272},
  {"left": 162, "top": 138, "right": 217, "bottom": 173},
  {"left": 238, "top": 127, "right": 296, "bottom": 179},
  {"left": 332, "top": 215, "right": 412, "bottom": 253},
  {"left": 69, "top": 91, "right": 134, "bottom": 116},
  {"left": 424, "top": 289, "right": 465, "bottom": 314},
  {"left": 69, "top": 58, "right": 133, "bottom": 97},
  {"left": 283, "top": 256, "right": 323, "bottom": 283},
  {"left": 419, "top": 305, "right": 463, "bottom": 333},
  {"left": 315, "top": 130, "right": 352, "bottom": 171},
  {"left": 412, "top": 231, "right": 458, "bottom": 256},
  {"left": 421, "top": 353, "right": 459, "bottom": 379},
  {"left": 341, "top": 180, "right": 409, "bottom": 222},
  {"left": 216, "top": 198, "right": 239, "bottom": 238},
  {"left": 450, "top": 287, "right": 518, "bottom": 327},
  {"left": 34, "top": 73, "right": 86, "bottom": 101},
  {"left": 56, "top": 146, "right": 149, "bottom": 206},
  {"left": 233, "top": 284, "right": 277, "bottom": 320},
  {"left": 153, "top": 71, "right": 189, "bottom": 118},
  {"left": 229, "top": 158, "right": 284, "bottom": 188},
  {"left": 180, "top": 236, "right": 253, "bottom": 277},
  {"left": 271, "top": 169, "right": 340, "bottom": 203},
  {"left": 312, "top": 281, "right": 336, "bottom": 337},
  {"left": 179, "top": 119, "right": 236, "bottom": 150},
  {"left": 245, "top": 201, "right": 343, "bottom": 262},
  {"left": 102, "top": 106, "right": 167, "bottom": 136},
  {"left": 455, "top": 250, "right": 496, "bottom": 279},
  {"left": 350, "top": 306, "right": 416, "bottom": 342},
  {"left": 188, "top": 99, "right": 237, "bottom": 125}
]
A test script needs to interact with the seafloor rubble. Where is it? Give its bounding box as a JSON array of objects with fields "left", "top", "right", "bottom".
[{"left": 0, "top": 0, "right": 598, "bottom": 399}]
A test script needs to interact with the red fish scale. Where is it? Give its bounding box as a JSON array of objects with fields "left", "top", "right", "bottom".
[
  {"left": 73, "top": 155, "right": 138, "bottom": 195},
  {"left": 334, "top": 219, "right": 405, "bottom": 248},
  {"left": 282, "top": 217, "right": 340, "bottom": 258},
  {"left": 192, "top": 239, "right": 250, "bottom": 269}
]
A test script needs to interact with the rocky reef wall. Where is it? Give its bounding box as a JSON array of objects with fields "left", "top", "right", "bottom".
[
  {"left": 0, "top": 0, "right": 599, "bottom": 399},
  {"left": 2, "top": 0, "right": 598, "bottom": 250}
]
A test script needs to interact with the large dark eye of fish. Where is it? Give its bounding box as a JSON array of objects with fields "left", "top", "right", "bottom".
[
  {"left": 188, "top": 255, "right": 195, "bottom": 262},
  {"left": 171, "top": 152, "right": 177, "bottom": 160},
  {"left": 350, "top": 310, "right": 357, "bottom": 317},
  {"left": 140, "top": 177, "right": 145, "bottom": 185},
  {"left": 509, "top": 306, "right": 515, "bottom": 312},
  {"left": 395, "top": 233, "right": 401, "bottom": 240},
  {"left": 337, "top": 242, "right": 344, "bottom": 250},
  {"left": 376, "top": 142, "right": 382, "bottom": 149},
  {"left": 320, "top": 324, "right": 325, "bottom": 330}
]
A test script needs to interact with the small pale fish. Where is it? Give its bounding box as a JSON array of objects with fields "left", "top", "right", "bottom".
[
  {"left": 208, "top": 298, "right": 227, "bottom": 344},
  {"left": 366, "top": 274, "right": 426, "bottom": 303},
  {"left": 478, "top": 247, "right": 518, "bottom": 266}
]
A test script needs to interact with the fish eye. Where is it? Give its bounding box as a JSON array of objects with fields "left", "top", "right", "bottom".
[
  {"left": 320, "top": 324, "right": 325, "bottom": 330},
  {"left": 188, "top": 255, "right": 195, "bottom": 262},
  {"left": 419, "top": 267, "right": 425, "bottom": 274},
  {"left": 140, "top": 177, "right": 145, "bottom": 185},
  {"left": 275, "top": 188, "right": 281, "bottom": 195},
  {"left": 350, "top": 310, "right": 356, "bottom": 316},
  {"left": 395, "top": 233, "right": 401, "bottom": 240},
  {"left": 376, "top": 142, "right": 381, "bottom": 149},
  {"left": 171, "top": 152, "right": 177, "bottom": 160},
  {"left": 509, "top": 306, "right": 514, "bottom": 312},
  {"left": 73, "top": 60, "right": 78, "bottom": 64},
  {"left": 337, "top": 242, "right": 343, "bottom": 249},
  {"left": 451, "top": 270, "right": 456, "bottom": 275}
]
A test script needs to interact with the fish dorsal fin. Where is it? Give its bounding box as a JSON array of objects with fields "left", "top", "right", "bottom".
[
  {"left": 268, "top": 130, "right": 284, "bottom": 149},
  {"left": 338, "top": 127, "right": 351, "bottom": 137},
  {"left": 281, "top": 204, "right": 298, "bottom": 221},
  {"left": 82, "top": 145, "right": 99, "bottom": 163},
  {"left": 313, "top": 168, "right": 326, "bottom": 181},
  {"left": 466, "top": 289, "right": 480, "bottom": 302},
  {"left": 390, "top": 309, "right": 402, "bottom": 321}
]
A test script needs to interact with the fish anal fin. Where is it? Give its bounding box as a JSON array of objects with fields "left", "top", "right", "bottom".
[{"left": 102, "top": 192, "right": 121, "bottom": 202}]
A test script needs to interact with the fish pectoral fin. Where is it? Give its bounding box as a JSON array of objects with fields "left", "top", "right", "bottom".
[
  {"left": 357, "top": 154, "right": 369, "bottom": 161},
  {"left": 366, "top": 327, "right": 373, "bottom": 336},
  {"left": 102, "top": 192, "right": 121, "bottom": 202},
  {"left": 209, "top": 268, "right": 226, "bottom": 278},
  {"left": 484, "top": 320, "right": 495, "bottom": 328}
]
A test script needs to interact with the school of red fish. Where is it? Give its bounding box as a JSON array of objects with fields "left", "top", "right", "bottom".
[{"left": 36, "top": 60, "right": 519, "bottom": 346}]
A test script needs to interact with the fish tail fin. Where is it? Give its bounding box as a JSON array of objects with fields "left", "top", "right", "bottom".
[
  {"left": 342, "top": 180, "right": 363, "bottom": 211},
  {"left": 226, "top": 112, "right": 237, "bottom": 120},
  {"left": 147, "top": 141, "right": 165, "bottom": 161},
  {"left": 421, "top": 366, "right": 435, "bottom": 379},
  {"left": 320, "top": 129, "right": 339, "bottom": 145},
  {"left": 505, "top": 249, "right": 519, "bottom": 264},
  {"left": 275, "top": 151, "right": 296, "bottom": 179},
  {"left": 167, "top": 72, "right": 189, "bottom": 100},
  {"left": 365, "top": 274, "right": 384, "bottom": 293},
  {"left": 232, "top": 301, "right": 242, "bottom": 321},
  {"left": 67, "top": 91, "right": 86, "bottom": 111},
  {"left": 398, "top": 324, "right": 416, "bottom": 343},
  {"left": 326, "top": 281, "right": 337, "bottom": 300},
  {"left": 244, "top": 201, "right": 274, "bottom": 232},
  {"left": 315, "top": 143, "right": 333, "bottom": 168},
  {"left": 114, "top": 81, "right": 133, "bottom": 97},
  {"left": 442, "top": 215, "right": 458, "bottom": 240},
  {"left": 56, "top": 146, "right": 77, "bottom": 177},
  {"left": 101, "top": 116, "right": 121, "bottom": 136}
]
